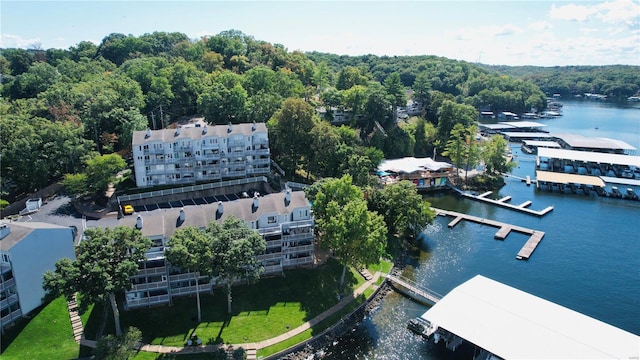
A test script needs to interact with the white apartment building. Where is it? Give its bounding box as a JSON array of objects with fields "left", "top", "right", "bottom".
[
  {"left": 0, "top": 222, "right": 76, "bottom": 330},
  {"left": 132, "top": 122, "right": 270, "bottom": 188},
  {"left": 118, "top": 190, "right": 314, "bottom": 309}
]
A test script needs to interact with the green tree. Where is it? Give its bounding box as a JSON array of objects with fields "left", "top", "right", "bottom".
[
  {"left": 308, "top": 175, "right": 387, "bottom": 288},
  {"left": 165, "top": 226, "right": 213, "bottom": 323},
  {"left": 85, "top": 153, "right": 126, "bottom": 195},
  {"left": 368, "top": 181, "right": 435, "bottom": 243},
  {"left": 384, "top": 72, "right": 406, "bottom": 123},
  {"left": 443, "top": 123, "right": 467, "bottom": 183},
  {"left": 93, "top": 326, "right": 142, "bottom": 360},
  {"left": 412, "top": 71, "right": 432, "bottom": 116},
  {"left": 43, "top": 227, "right": 151, "bottom": 337},
  {"left": 436, "top": 100, "right": 477, "bottom": 145},
  {"left": 208, "top": 216, "right": 266, "bottom": 314},
  {"left": 482, "top": 134, "right": 515, "bottom": 175},
  {"left": 336, "top": 66, "right": 369, "bottom": 90},
  {"left": 61, "top": 173, "right": 89, "bottom": 196},
  {"left": 267, "top": 98, "right": 317, "bottom": 177}
]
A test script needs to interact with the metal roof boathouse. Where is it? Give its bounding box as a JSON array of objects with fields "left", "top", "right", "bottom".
[{"left": 420, "top": 275, "right": 640, "bottom": 359}]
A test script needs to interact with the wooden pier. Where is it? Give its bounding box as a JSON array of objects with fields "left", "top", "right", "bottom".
[
  {"left": 434, "top": 208, "right": 545, "bottom": 260},
  {"left": 384, "top": 274, "right": 442, "bottom": 305},
  {"left": 449, "top": 186, "right": 553, "bottom": 217}
]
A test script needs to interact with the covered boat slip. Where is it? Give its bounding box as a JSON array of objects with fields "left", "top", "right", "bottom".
[
  {"left": 421, "top": 275, "right": 640, "bottom": 359},
  {"left": 535, "top": 171, "right": 605, "bottom": 187},
  {"left": 522, "top": 140, "right": 561, "bottom": 148},
  {"left": 552, "top": 133, "right": 637, "bottom": 152},
  {"left": 537, "top": 148, "right": 640, "bottom": 168}
]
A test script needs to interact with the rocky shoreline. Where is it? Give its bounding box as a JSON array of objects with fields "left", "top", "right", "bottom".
[{"left": 269, "top": 264, "right": 405, "bottom": 360}]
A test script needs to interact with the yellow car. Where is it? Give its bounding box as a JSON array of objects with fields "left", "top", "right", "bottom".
[{"left": 122, "top": 204, "right": 134, "bottom": 215}]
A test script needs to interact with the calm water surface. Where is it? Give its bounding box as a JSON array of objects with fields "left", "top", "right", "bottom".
[{"left": 323, "top": 101, "right": 640, "bottom": 359}]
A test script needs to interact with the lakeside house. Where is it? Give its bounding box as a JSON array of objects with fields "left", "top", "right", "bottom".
[
  {"left": 377, "top": 157, "right": 453, "bottom": 190},
  {"left": 0, "top": 222, "right": 76, "bottom": 331},
  {"left": 132, "top": 122, "right": 270, "bottom": 188},
  {"left": 117, "top": 190, "right": 315, "bottom": 310}
]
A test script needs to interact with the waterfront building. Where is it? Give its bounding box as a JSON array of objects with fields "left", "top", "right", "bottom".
[
  {"left": 0, "top": 222, "right": 75, "bottom": 330},
  {"left": 132, "top": 122, "right": 270, "bottom": 188},
  {"left": 420, "top": 275, "right": 640, "bottom": 359},
  {"left": 377, "top": 157, "right": 453, "bottom": 190},
  {"left": 118, "top": 190, "right": 314, "bottom": 309}
]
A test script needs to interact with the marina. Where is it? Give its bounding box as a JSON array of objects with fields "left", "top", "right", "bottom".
[
  {"left": 449, "top": 186, "right": 554, "bottom": 216},
  {"left": 419, "top": 275, "right": 640, "bottom": 359},
  {"left": 433, "top": 208, "right": 545, "bottom": 260}
]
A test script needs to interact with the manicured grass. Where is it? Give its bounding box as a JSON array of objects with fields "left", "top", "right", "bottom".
[
  {"left": 0, "top": 296, "right": 78, "bottom": 360},
  {"left": 88, "top": 258, "right": 362, "bottom": 348}
]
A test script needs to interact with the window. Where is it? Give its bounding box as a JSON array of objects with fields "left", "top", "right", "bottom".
[{"left": 267, "top": 216, "right": 277, "bottom": 224}]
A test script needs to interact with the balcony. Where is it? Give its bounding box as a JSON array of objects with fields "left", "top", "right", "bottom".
[
  {"left": 136, "top": 266, "right": 167, "bottom": 277},
  {"left": 125, "top": 294, "right": 170, "bottom": 309},
  {"left": 249, "top": 158, "right": 270, "bottom": 165},
  {"left": 283, "top": 256, "right": 313, "bottom": 268},
  {"left": 263, "top": 264, "right": 283, "bottom": 275},
  {"left": 283, "top": 244, "right": 315, "bottom": 254},
  {"left": 257, "top": 252, "right": 283, "bottom": 261},
  {"left": 0, "top": 278, "right": 16, "bottom": 292},
  {"left": 131, "top": 281, "right": 168, "bottom": 292},
  {"left": 1, "top": 308, "right": 22, "bottom": 326},
  {"left": 0, "top": 294, "right": 19, "bottom": 309},
  {"left": 283, "top": 233, "right": 314, "bottom": 242},
  {"left": 224, "top": 170, "right": 246, "bottom": 178}
]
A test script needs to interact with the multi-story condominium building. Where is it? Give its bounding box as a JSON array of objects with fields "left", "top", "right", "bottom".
[
  {"left": 132, "top": 122, "right": 270, "bottom": 188},
  {"left": 0, "top": 222, "right": 75, "bottom": 330},
  {"left": 118, "top": 190, "right": 314, "bottom": 309}
]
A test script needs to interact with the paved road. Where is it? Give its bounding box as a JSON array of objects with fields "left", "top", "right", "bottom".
[{"left": 11, "top": 195, "right": 120, "bottom": 242}]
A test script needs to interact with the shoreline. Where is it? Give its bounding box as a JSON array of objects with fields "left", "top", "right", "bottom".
[{"left": 267, "top": 265, "right": 404, "bottom": 360}]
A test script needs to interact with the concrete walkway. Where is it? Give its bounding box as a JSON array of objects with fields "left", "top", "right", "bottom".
[{"left": 69, "top": 272, "right": 382, "bottom": 359}]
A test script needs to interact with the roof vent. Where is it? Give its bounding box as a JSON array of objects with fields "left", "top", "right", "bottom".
[
  {"left": 202, "top": 125, "right": 208, "bottom": 135},
  {"left": 284, "top": 188, "right": 291, "bottom": 206},
  {"left": 251, "top": 121, "right": 256, "bottom": 132},
  {"left": 227, "top": 122, "right": 232, "bottom": 133},
  {"left": 252, "top": 193, "right": 259, "bottom": 213},
  {"left": 216, "top": 201, "right": 224, "bottom": 220},
  {"left": 145, "top": 128, "right": 151, "bottom": 139},
  {"left": 0, "top": 224, "right": 10, "bottom": 240},
  {"left": 179, "top": 208, "right": 185, "bottom": 222},
  {"left": 175, "top": 127, "right": 181, "bottom": 136},
  {"left": 135, "top": 215, "right": 143, "bottom": 230}
]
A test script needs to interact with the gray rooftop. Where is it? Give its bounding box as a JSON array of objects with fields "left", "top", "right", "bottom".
[
  {"left": 553, "top": 133, "right": 636, "bottom": 151},
  {"left": 119, "top": 190, "right": 310, "bottom": 238},
  {"left": 499, "top": 121, "right": 547, "bottom": 128},
  {"left": 0, "top": 222, "right": 70, "bottom": 251},
  {"left": 132, "top": 122, "right": 268, "bottom": 146}
]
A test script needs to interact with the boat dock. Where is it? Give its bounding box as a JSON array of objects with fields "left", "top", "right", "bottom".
[
  {"left": 449, "top": 186, "right": 553, "bottom": 217},
  {"left": 384, "top": 273, "right": 442, "bottom": 306},
  {"left": 433, "top": 208, "right": 545, "bottom": 260}
]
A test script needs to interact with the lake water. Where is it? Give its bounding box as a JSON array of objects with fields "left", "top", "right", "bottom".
[{"left": 322, "top": 100, "right": 640, "bottom": 359}]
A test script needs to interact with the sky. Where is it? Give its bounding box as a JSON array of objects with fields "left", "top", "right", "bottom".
[{"left": 1, "top": 0, "right": 639, "bottom": 67}]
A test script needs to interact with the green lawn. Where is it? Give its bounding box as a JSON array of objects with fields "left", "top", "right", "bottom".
[
  {"left": 89, "top": 258, "right": 365, "bottom": 348},
  {"left": 1, "top": 297, "right": 78, "bottom": 359},
  {"left": 2, "top": 258, "right": 391, "bottom": 360}
]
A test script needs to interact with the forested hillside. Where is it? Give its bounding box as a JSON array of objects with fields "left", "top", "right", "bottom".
[
  {"left": 0, "top": 29, "right": 633, "bottom": 202},
  {"left": 479, "top": 64, "right": 640, "bottom": 100}
]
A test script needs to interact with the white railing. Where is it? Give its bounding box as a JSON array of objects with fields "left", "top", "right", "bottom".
[
  {"left": 0, "top": 294, "right": 19, "bottom": 309},
  {"left": 117, "top": 176, "right": 268, "bottom": 202},
  {"left": 131, "top": 281, "right": 168, "bottom": 292},
  {"left": 125, "top": 294, "right": 170, "bottom": 309}
]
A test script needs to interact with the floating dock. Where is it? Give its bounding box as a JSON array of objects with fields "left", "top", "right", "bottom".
[
  {"left": 434, "top": 208, "right": 545, "bottom": 260},
  {"left": 449, "top": 186, "right": 553, "bottom": 217}
]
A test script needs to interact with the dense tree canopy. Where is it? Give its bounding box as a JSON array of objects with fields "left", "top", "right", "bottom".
[
  {"left": 43, "top": 226, "right": 152, "bottom": 337},
  {"left": 2, "top": 29, "right": 631, "bottom": 205}
]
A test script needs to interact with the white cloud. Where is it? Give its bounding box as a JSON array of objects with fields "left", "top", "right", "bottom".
[
  {"left": 0, "top": 34, "right": 41, "bottom": 48},
  {"left": 192, "top": 30, "right": 215, "bottom": 40},
  {"left": 529, "top": 21, "right": 553, "bottom": 31},
  {"left": 549, "top": 3, "right": 595, "bottom": 21},
  {"left": 597, "top": 0, "right": 640, "bottom": 26},
  {"left": 549, "top": 0, "right": 640, "bottom": 27}
]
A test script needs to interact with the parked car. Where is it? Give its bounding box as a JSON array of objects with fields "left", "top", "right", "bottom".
[{"left": 122, "top": 204, "right": 134, "bottom": 215}]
